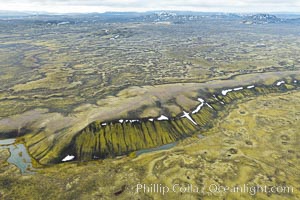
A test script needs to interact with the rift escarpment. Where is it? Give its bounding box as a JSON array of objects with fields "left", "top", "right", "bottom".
[
  {"left": 1, "top": 71, "right": 298, "bottom": 164},
  {"left": 64, "top": 80, "right": 299, "bottom": 162},
  {"left": 72, "top": 107, "right": 215, "bottom": 161}
]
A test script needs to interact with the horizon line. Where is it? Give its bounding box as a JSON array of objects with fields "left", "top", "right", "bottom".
[{"left": 1, "top": 10, "right": 300, "bottom": 15}]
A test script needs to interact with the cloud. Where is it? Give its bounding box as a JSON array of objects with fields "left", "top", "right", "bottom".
[{"left": 1, "top": 0, "right": 300, "bottom": 13}]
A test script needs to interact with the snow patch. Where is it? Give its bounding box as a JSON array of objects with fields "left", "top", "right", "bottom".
[
  {"left": 181, "top": 111, "right": 197, "bottom": 125},
  {"left": 198, "top": 98, "right": 205, "bottom": 103},
  {"left": 276, "top": 81, "right": 285, "bottom": 86},
  {"left": 247, "top": 85, "right": 255, "bottom": 89},
  {"left": 62, "top": 155, "right": 75, "bottom": 162},
  {"left": 222, "top": 89, "right": 233, "bottom": 96},
  {"left": 206, "top": 103, "right": 213, "bottom": 109},
  {"left": 192, "top": 101, "right": 205, "bottom": 114},
  {"left": 157, "top": 115, "right": 169, "bottom": 121},
  {"left": 57, "top": 21, "right": 70, "bottom": 26},
  {"left": 233, "top": 87, "right": 243, "bottom": 91},
  {"left": 213, "top": 95, "right": 225, "bottom": 105}
]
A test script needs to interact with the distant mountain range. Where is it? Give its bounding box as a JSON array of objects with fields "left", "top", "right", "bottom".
[
  {"left": 0, "top": 10, "right": 300, "bottom": 25},
  {"left": 0, "top": 10, "right": 51, "bottom": 17},
  {"left": 242, "top": 14, "right": 282, "bottom": 24}
]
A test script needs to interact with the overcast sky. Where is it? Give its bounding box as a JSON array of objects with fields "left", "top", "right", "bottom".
[{"left": 1, "top": 0, "right": 300, "bottom": 13}]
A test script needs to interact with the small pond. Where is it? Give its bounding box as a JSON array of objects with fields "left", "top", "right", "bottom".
[{"left": 0, "top": 139, "right": 35, "bottom": 174}]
